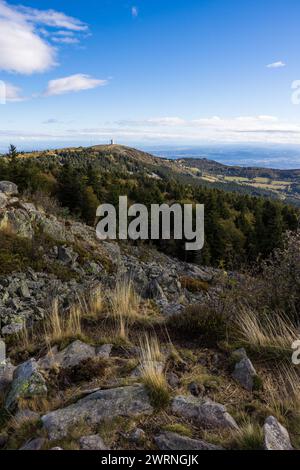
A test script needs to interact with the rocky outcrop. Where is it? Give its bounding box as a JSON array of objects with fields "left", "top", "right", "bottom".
[
  {"left": 263, "top": 416, "right": 293, "bottom": 450},
  {"left": 155, "top": 432, "right": 223, "bottom": 450},
  {"left": 172, "top": 395, "right": 238, "bottom": 430},
  {"left": 42, "top": 385, "right": 153, "bottom": 440},
  {"left": 5, "top": 358, "right": 47, "bottom": 411}
]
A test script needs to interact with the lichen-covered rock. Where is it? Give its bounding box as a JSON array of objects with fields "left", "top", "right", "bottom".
[
  {"left": 42, "top": 385, "right": 153, "bottom": 440},
  {"left": 0, "top": 209, "right": 34, "bottom": 239},
  {"left": 155, "top": 432, "right": 223, "bottom": 450},
  {"left": 172, "top": 395, "right": 238, "bottom": 430},
  {"left": 5, "top": 358, "right": 47, "bottom": 411},
  {"left": 79, "top": 435, "right": 108, "bottom": 450},
  {"left": 38, "top": 340, "right": 112, "bottom": 370},
  {"left": 263, "top": 416, "right": 293, "bottom": 450},
  {"left": 34, "top": 213, "right": 74, "bottom": 243},
  {"left": 0, "top": 181, "right": 18, "bottom": 196}
]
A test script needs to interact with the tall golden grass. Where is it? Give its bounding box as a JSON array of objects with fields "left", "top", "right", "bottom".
[
  {"left": 234, "top": 308, "right": 297, "bottom": 357},
  {"left": 139, "top": 334, "right": 170, "bottom": 409}
]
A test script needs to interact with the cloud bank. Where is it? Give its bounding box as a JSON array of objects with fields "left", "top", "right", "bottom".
[{"left": 0, "top": 1, "right": 87, "bottom": 74}]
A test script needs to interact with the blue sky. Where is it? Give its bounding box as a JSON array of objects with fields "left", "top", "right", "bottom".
[{"left": 0, "top": 0, "right": 300, "bottom": 150}]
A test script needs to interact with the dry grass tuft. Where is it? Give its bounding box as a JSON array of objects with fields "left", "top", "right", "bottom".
[
  {"left": 139, "top": 334, "right": 170, "bottom": 409},
  {"left": 87, "top": 285, "right": 104, "bottom": 318},
  {"left": 44, "top": 299, "right": 82, "bottom": 345},
  {"left": 230, "top": 422, "right": 264, "bottom": 450},
  {"left": 234, "top": 308, "right": 297, "bottom": 359},
  {"left": 109, "top": 278, "right": 141, "bottom": 320}
]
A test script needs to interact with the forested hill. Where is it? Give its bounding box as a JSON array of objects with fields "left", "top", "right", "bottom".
[
  {"left": 12, "top": 143, "right": 300, "bottom": 206},
  {"left": 0, "top": 143, "right": 298, "bottom": 269}
]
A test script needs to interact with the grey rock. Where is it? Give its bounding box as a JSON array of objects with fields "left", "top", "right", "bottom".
[
  {"left": 35, "top": 213, "right": 74, "bottom": 243},
  {"left": 231, "top": 348, "right": 247, "bottom": 361},
  {"left": 2, "top": 322, "right": 24, "bottom": 336},
  {"left": 20, "top": 438, "right": 45, "bottom": 450},
  {"left": 263, "top": 416, "right": 293, "bottom": 450},
  {"left": 19, "top": 202, "right": 36, "bottom": 213},
  {"left": 79, "top": 435, "right": 108, "bottom": 450},
  {"left": 96, "top": 343, "right": 113, "bottom": 359},
  {"left": 155, "top": 432, "right": 223, "bottom": 450},
  {"left": 0, "top": 193, "right": 8, "bottom": 209},
  {"left": 232, "top": 356, "right": 258, "bottom": 392},
  {"left": 1, "top": 209, "right": 34, "bottom": 239},
  {"left": 38, "top": 340, "right": 111, "bottom": 370},
  {"left": 0, "top": 181, "right": 18, "bottom": 196},
  {"left": 0, "top": 338, "right": 5, "bottom": 363},
  {"left": 144, "top": 279, "right": 167, "bottom": 300},
  {"left": 58, "top": 246, "right": 78, "bottom": 265},
  {"left": 42, "top": 385, "right": 153, "bottom": 440},
  {"left": 5, "top": 358, "right": 47, "bottom": 410},
  {"left": 129, "top": 428, "right": 146, "bottom": 443},
  {"left": 0, "top": 359, "right": 15, "bottom": 393},
  {"left": 50, "top": 447, "right": 63, "bottom": 450},
  {"left": 172, "top": 395, "right": 238, "bottom": 430},
  {"left": 188, "top": 382, "right": 205, "bottom": 397},
  {"left": 167, "top": 372, "right": 180, "bottom": 389},
  {"left": 18, "top": 281, "right": 31, "bottom": 299}
]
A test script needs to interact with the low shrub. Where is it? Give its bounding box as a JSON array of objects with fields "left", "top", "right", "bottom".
[
  {"left": 168, "top": 303, "right": 227, "bottom": 342},
  {"left": 180, "top": 277, "right": 209, "bottom": 293}
]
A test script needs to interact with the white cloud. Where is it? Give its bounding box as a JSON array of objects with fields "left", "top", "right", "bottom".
[
  {"left": 17, "top": 6, "right": 88, "bottom": 31},
  {"left": 131, "top": 6, "right": 138, "bottom": 17},
  {"left": 266, "top": 61, "right": 286, "bottom": 68},
  {"left": 3, "top": 82, "right": 24, "bottom": 102},
  {"left": 0, "top": 1, "right": 87, "bottom": 74},
  {"left": 52, "top": 36, "right": 79, "bottom": 44},
  {"left": 0, "top": 81, "right": 24, "bottom": 102},
  {"left": 45, "top": 74, "right": 108, "bottom": 96}
]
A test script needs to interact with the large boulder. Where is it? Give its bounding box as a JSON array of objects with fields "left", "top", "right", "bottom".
[
  {"left": 0, "top": 209, "right": 34, "bottom": 239},
  {"left": 38, "top": 340, "right": 112, "bottom": 370},
  {"left": 42, "top": 385, "right": 153, "bottom": 440},
  {"left": 155, "top": 431, "right": 223, "bottom": 450},
  {"left": 263, "top": 416, "right": 293, "bottom": 450},
  {"left": 5, "top": 358, "right": 47, "bottom": 411},
  {"left": 34, "top": 213, "right": 74, "bottom": 244},
  {"left": 0, "top": 181, "right": 18, "bottom": 196},
  {"left": 172, "top": 395, "right": 238, "bottom": 430}
]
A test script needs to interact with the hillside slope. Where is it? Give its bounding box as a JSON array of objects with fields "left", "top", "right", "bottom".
[
  {"left": 0, "top": 180, "right": 299, "bottom": 451},
  {"left": 13, "top": 144, "right": 300, "bottom": 205}
]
